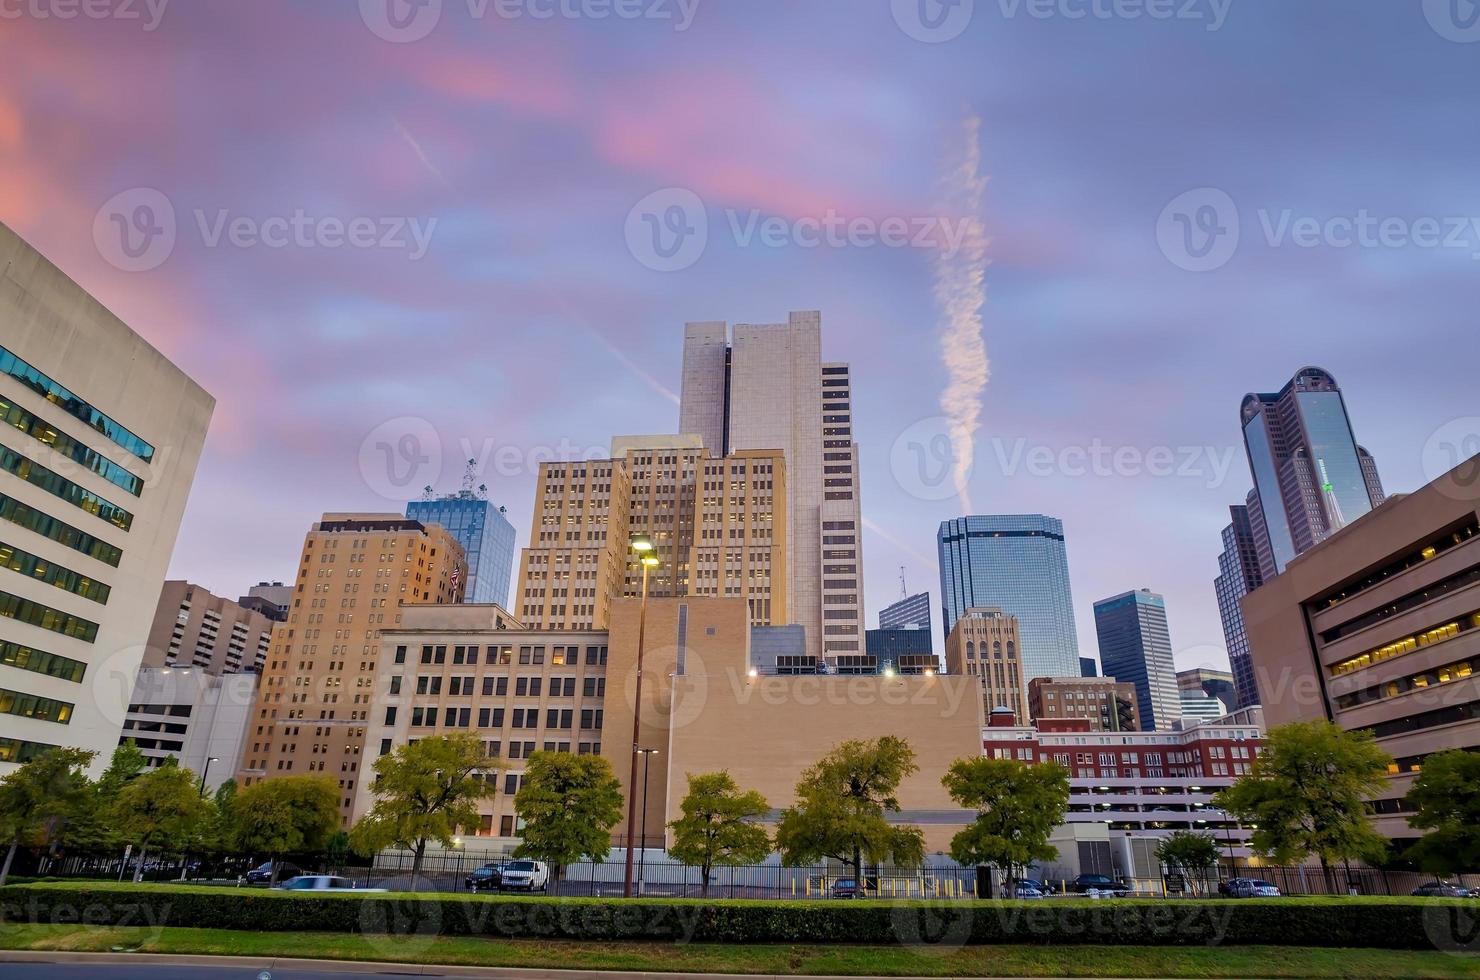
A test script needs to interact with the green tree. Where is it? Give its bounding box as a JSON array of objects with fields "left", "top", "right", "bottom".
[
  {"left": 0, "top": 747, "right": 94, "bottom": 885},
  {"left": 1402, "top": 749, "right": 1480, "bottom": 875},
  {"left": 1215, "top": 720, "right": 1390, "bottom": 889},
  {"left": 775, "top": 736, "right": 926, "bottom": 890},
  {"left": 513, "top": 751, "right": 624, "bottom": 891},
  {"left": 113, "top": 761, "right": 213, "bottom": 881},
  {"left": 68, "top": 742, "right": 147, "bottom": 855},
  {"left": 1155, "top": 831, "right": 1223, "bottom": 895},
  {"left": 941, "top": 756, "right": 1069, "bottom": 888},
  {"left": 349, "top": 733, "right": 493, "bottom": 881},
  {"left": 667, "top": 771, "right": 771, "bottom": 897},
  {"left": 230, "top": 776, "right": 339, "bottom": 885}
]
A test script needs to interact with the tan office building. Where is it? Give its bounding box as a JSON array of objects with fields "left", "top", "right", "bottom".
[
  {"left": 515, "top": 442, "right": 786, "bottom": 631},
  {"left": 143, "top": 580, "right": 277, "bottom": 675},
  {"left": 361, "top": 595, "right": 986, "bottom": 852},
  {"left": 1244, "top": 459, "right": 1480, "bottom": 841},
  {"left": 1027, "top": 677, "right": 1141, "bottom": 732},
  {"left": 236, "top": 513, "right": 466, "bottom": 824},
  {"left": 945, "top": 606, "right": 1029, "bottom": 721},
  {"left": 0, "top": 222, "right": 213, "bottom": 776}
]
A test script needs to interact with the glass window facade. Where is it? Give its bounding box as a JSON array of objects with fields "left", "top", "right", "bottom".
[
  {"left": 406, "top": 496, "right": 516, "bottom": 606},
  {"left": 937, "top": 515, "right": 1080, "bottom": 680},
  {"left": 1295, "top": 390, "right": 1374, "bottom": 533},
  {"left": 1094, "top": 590, "right": 1181, "bottom": 732},
  {"left": 0, "top": 447, "right": 133, "bottom": 531},
  {"left": 0, "top": 390, "right": 144, "bottom": 496},
  {"left": 0, "top": 686, "right": 73, "bottom": 724},
  {"left": 0, "top": 345, "right": 154, "bottom": 462},
  {"left": 0, "top": 540, "right": 111, "bottom": 603},
  {"left": 0, "top": 493, "right": 123, "bottom": 567},
  {"left": 0, "top": 589, "right": 99, "bottom": 642},
  {"left": 0, "top": 639, "right": 87, "bottom": 683},
  {"left": 1243, "top": 415, "right": 1296, "bottom": 573}
]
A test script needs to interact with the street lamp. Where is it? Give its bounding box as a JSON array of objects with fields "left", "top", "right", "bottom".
[
  {"left": 197, "top": 757, "right": 219, "bottom": 797},
  {"left": 623, "top": 536, "right": 660, "bottom": 898},
  {"left": 636, "top": 748, "right": 660, "bottom": 894}
]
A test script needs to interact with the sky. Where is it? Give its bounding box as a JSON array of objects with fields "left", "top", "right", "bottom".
[{"left": 2, "top": 0, "right": 1478, "bottom": 675}]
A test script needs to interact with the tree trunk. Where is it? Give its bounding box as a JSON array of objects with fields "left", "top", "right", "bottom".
[
  {"left": 852, "top": 844, "right": 863, "bottom": 897},
  {"left": 700, "top": 863, "right": 710, "bottom": 899},
  {"left": 269, "top": 854, "right": 281, "bottom": 887},
  {"left": 1319, "top": 856, "right": 1332, "bottom": 895},
  {"left": 133, "top": 844, "right": 148, "bottom": 883},
  {"left": 411, "top": 838, "right": 427, "bottom": 887},
  {"left": 0, "top": 838, "right": 18, "bottom": 887}
]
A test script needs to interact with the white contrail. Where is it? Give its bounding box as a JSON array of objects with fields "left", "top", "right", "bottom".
[
  {"left": 393, "top": 117, "right": 456, "bottom": 192},
  {"left": 934, "top": 114, "right": 989, "bottom": 513}
]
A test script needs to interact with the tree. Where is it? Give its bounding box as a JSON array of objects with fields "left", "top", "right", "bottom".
[
  {"left": 513, "top": 751, "right": 624, "bottom": 891},
  {"left": 230, "top": 776, "right": 339, "bottom": 885},
  {"left": 1403, "top": 749, "right": 1480, "bottom": 875},
  {"left": 667, "top": 771, "right": 771, "bottom": 897},
  {"left": 67, "top": 742, "right": 147, "bottom": 855},
  {"left": 349, "top": 733, "right": 493, "bottom": 881},
  {"left": 1215, "top": 720, "right": 1390, "bottom": 889},
  {"left": 941, "top": 756, "right": 1069, "bottom": 889},
  {"left": 1156, "top": 831, "right": 1222, "bottom": 895},
  {"left": 0, "top": 747, "right": 94, "bottom": 885},
  {"left": 775, "top": 736, "right": 926, "bottom": 890},
  {"left": 112, "top": 760, "right": 212, "bottom": 882}
]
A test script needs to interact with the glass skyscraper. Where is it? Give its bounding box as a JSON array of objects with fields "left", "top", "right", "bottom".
[
  {"left": 406, "top": 492, "right": 516, "bottom": 607},
  {"left": 1094, "top": 589, "right": 1181, "bottom": 732},
  {"left": 1213, "top": 504, "right": 1263, "bottom": 708},
  {"left": 937, "top": 515, "right": 1080, "bottom": 681}
]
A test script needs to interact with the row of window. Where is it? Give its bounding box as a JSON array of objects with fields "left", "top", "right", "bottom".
[
  {"left": 0, "top": 447, "right": 133, "bottom": 531},
  {"left": 0, "top": 639, "right": 86, "bottom": 683},
  {"left": 1337, "top": 653, "right": 1477, "bottom": 709},
  {"left": 394, "top": 705, "right": 604, "bottom": 731},
  {"left": 0, "top": 686, "right": 73, "bottom": 724},
  {"left": 0, "top": 736, "right": 58, "bottom": 763},
  {"left": 0, "top": 494, "right": 122, "bottom": 568},
  {"left": 0, "top": 391, "right": 144, "bottom": 496},
  {"left": 0, "top": 345, "right": 155, "bottom": 462},
  {"left": 1330, "top": 611, "right": 1479, "bottom": 677},
  {"left": 0, "top": 589, "right": 99, "bottom": 642},
  {"left": 397, "top": 644, "right": 609, "bottom": 667},
  {"left": 0, "top": 540, "right": 111, "bottom": 604}
]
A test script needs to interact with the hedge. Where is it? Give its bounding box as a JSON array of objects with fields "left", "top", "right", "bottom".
[{"left": 1, "top": 884, "right": 1475, "bottom": 951}]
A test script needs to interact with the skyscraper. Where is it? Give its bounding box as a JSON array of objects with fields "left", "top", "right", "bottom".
[
  {"left": 1094, "top": 589, "right": 1181, "bottom": 732},
  {"left": 1240, "top": 367, "right": 1384, "bottom": 581},
  {"left": 1213, "top": 504, "right": 1264, "bottom": 707},
  {"left": 0, "top": 222, "right": 213, "bottom": 776},
  {"left": 937, "top": 515, "right": 1080, "bottom": 681},
  {"left": 678, "top": 312, "right": 863, "bottom": 660},
  {"left": 407, "top": 488, "right": 516, "bottom": 607},
  {"left": 143, "top": 581, "right": 277, "bottom": 675},
  {"left": 879, "top": 591, "right": 931, "bottom": 632},
  {"left": 944, "top": 607, "right": 1028, "bottom": 721}
]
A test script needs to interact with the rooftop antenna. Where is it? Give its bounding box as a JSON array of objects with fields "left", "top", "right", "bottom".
[
  {"left": 899, "top": 566, "right": 908, "bottom": 600},
  {"left": 461, "top": 458, "right": 478, "bottom": 495},
  {"left": 421, "top": 485, "right": 435, "bottom": 501}
]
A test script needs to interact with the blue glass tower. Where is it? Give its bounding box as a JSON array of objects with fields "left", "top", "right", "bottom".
[
  {"left": 937, "top": 515, "right": 1080, "bottom": 681},
  {"left": 1094, "top": 589, "right": 1180, "bottom": 732},
  {"left": 406, "top": 492, "right": 516, "bottom": 607}
]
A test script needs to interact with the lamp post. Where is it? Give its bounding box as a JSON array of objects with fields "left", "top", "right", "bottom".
[
  {"left": 623, "top": 534, "right": 659, "bottom": 898},
  {"left": 637, "top": 748, "right": 660, "bottom": 894},
  {"left": 197, "top": 757, "right": 219, "bottom": 797}
]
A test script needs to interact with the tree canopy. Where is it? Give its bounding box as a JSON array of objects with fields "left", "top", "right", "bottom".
[
  {"left": 0, "top": 746, "right": 94, "bottom": 885},
  {"left": 941, "top": 756, "right": 1068, "bottom": 883},
  {"left": 112, "top": 761, "right": 213, "bottom": 880},
  {"left": 230, "top": 776, "right": 339, "bottom": 884},
  {"left": 667, "top": 771, "right": 771, "bottom": 897},
  {"left": 1155, "top": 831, "right": 1223, "bottom": 895},
  {"left": 1402, "top": 749, "right": 1480, "bottom": 874},
  {"left": 513, "top": 751, "right": 624, "bottom": 885},
  {"left": 774, "top": 736, "right": 925, "bottom": 885}
]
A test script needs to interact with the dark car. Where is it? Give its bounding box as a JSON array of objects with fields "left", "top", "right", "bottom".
[
  {"left": 465, "top": 863, "right": 504, "bottom": 892},
  {"left": 831, "top": 877, "right": 862, "bottom": 899},
  {"left": 1413, "top": 881, "right": 1470, "bottom": 898},
  {"left": 1062, "top": 873, "right": 1130, "bottom": 897},
  {"left": 245, "top": 861, "right": 303, "bottom": 884}
]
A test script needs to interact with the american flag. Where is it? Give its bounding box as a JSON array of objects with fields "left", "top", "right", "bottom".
[{"left": 451, "top": 562, "right": 461, "bottom": 597}]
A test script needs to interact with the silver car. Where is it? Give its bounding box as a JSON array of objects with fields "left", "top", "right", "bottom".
[
  {"left": 1226, "top": 877, "right": 1281, "bottom": 898},
  {"left": 278, "top": 875, "right": 386, "bottom": 893}
]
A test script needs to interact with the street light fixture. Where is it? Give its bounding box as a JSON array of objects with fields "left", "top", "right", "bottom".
[
  {"left": 623, "top": 537, "right": 659, "bottom": 898},
  {"left": 197, "top": 757, "right": 219, "bottom": 797},
  {"left": 636, "top": 748, "right": 660, "bottom": 894}
]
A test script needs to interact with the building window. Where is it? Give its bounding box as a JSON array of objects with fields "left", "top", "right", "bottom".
[
  {"left": 0, "top": 687, "right": 73, "bottom": 724},
  {"left": 0, "top": 590, "right": 99, "bottom": 642}
]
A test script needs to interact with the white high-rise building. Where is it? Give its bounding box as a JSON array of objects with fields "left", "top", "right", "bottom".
[
  {"left": 0, "top": 222, "right": 214, "bottom": 776},
  {"left": 678, "top": 311, "right": 863, "bottom": 660}
]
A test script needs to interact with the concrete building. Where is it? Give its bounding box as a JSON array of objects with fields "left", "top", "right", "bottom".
[
  {"left": 143, "top": 580, "right": 276, "bottom": 675},
  {"left": 515, "top": 444, "right": 786, "bottom": 632},
  {"left": 879, "top": 591, "right": 931, "bottom": 632},
  {"left": 944, "top": 607, "right": 1028, "bottom": 721},
  {"left": 236, "top": 513, "right": 467, "bottom": 825},
  {"left": 239, "top": 581, "right": 291, "bottom": 621},
  {"left": 1177, "top": 666, "right": 1236, "bottom": 714},
  {"left": 1243, "top": 457, "right": 1480, "bottom": 844},
  {"left": 937, "top": 515, "right": 1080, "bottom": 680},
  {"left": 361, "top": 596, "right": 986, "bottom": 851},
  {"left": 121, "top": 667, "right": 256, "bottom": 794},
  {"left": 679, "top": 313, "right": 864, "bottom": 661},
  {"left": 0, "top": 222, "right": 213, "bottom": 775},
  {"left": 1027, "top": 676, "right": 1140, "bottom": 732},
  {"left": 1177, "top": 691, "right": 1230, "bottom": 727},
  {"left": 1240, "top": 367, "right": 1384, "bottom": 581},
  {"left": 1095, "top": 589, "right": 1181, "bottom": 732},
  {"left": 407, "top": 488, "right": 517, "bottom": 607},
  {"left": 1213, "top": 504, "right": 1265, "bottom": 707}
]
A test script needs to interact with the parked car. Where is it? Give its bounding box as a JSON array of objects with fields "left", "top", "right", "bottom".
[
  {"left": 1057, "top": 873, "right": 1130, "bottom": 897},
  {"left": 1223, "top": 877, "right": 1281, "bottom": 898},
  {"left": 465, "top": 863, "right": 504, "bottom": 892},
  {"left": 498, "top": 859, "right": 549, "bottom": 892},
  {"left": 245, "top": 861, "right": 303, "bottom": 884},
  {"left": 831, "top": 877, "right": 862, "bottom": 899},
  {"left": 277, "top": 875, "right": 385, "bottom": 893},
  {"left": 1412, "top": 881, "right": 1470, "bottom": 898},
  {"left": 1008, "top": 878, "right": 1045, "bottom": 899}
]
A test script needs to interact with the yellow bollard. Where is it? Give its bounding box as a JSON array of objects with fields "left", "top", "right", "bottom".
[
  {"left": 972, "top": 877, "right": 978, "bottom": 897},
  {"left": 791, "top": 878, "right": 796, "bottom": 897}
]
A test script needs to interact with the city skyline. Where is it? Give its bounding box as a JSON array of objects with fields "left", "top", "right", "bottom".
[{"left": 3, "top": 4, "right": 1475, "bottom": 678}]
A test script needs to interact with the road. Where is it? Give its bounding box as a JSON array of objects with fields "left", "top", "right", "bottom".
[{"left": 4, "top": 965, "right": 467, "bottom": 980}]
